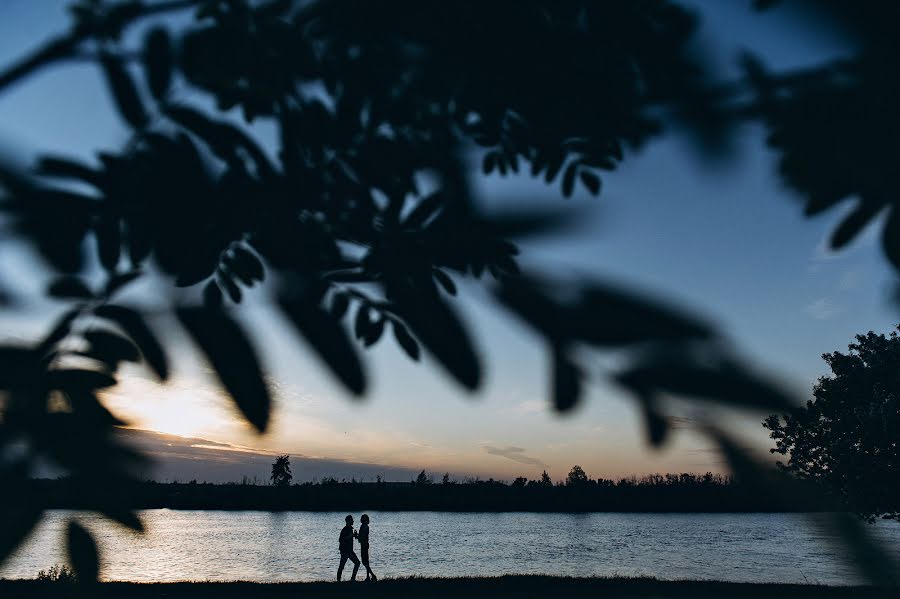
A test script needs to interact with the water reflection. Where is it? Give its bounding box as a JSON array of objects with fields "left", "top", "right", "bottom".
[{"left": 2, "top": 511, "right": 899, "bottom": 584}]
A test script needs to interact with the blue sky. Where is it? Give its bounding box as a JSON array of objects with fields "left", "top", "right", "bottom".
[{"left": 1, "top": 1, "right": 896, "bottom": 483}]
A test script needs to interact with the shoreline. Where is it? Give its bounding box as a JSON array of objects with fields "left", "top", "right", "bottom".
[{"left": 1, "top": 576, "right": 896, "bottom": 598}]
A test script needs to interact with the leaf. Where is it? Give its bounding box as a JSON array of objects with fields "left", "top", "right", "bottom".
[
  {"left": 177, "top": 307, "right": 271, "bottom": 432},
  {"left": 579, "top": 170, "right": 601, "bottom": 196},
  {"left": 355, "top": 305, "right": 371, "bottom": 340},
  {"left": 404, "top": 191, "right": 445, "bottom": 229},
  {"left": 231, "top": 245, "right": 265, "bottom": 282},
  {"left": 881, "top": 209, "right": 900, "bottom": 271},
  {"left": 203, "top": 280, "right": 223, "bottom": 309},
  {"left": 84, "top": 329, "right": 140, "bottom": 365},
  {"left": 97, "top": 508, "right": 143, "bottom": 533},
  {"left": 830, "top": 201, "right": 882, "bottom": 250},
  {"left": 497, "top": 276, "right": 712, "bottom": 348},
  {"left": 475, "top": 207, "right": 576, "bottom": 239},
  {"left": 363, "top": 317, "right": 385, "bottom": 347},
  {"left": 48, "top": 276, "right": 93, "bottom": 300},
  {"left": 143, "top": 27, "right": 172, "bottom": 101},
  {"left": 66, "top": 520, "right": 99, "bottom": 583},
  {"left": 543, "top": 153, "right": 564, "bottom": 183},
  {"left": 330, "top": 292, "right": 349, "bottom": 319},
  {"left": 482, "top": 152, "right": 496, "bottom": 175},
  {"left": 552, "top": 348, "right": 581, "bottom": 412},
  {"left": 391, "top": 320, "right": 420, "bottom": 361},
  {"left": 46, "top": 369, "right": 117, "bottom": 392},
  {"left": 104, "top": 271, "right": 142, "bottom": 296},
  {"left": 821, "top": 511, "right": 900, "bottom": 587},
  {"left": 394, "top": 293, "right": 481, "bottom": 390},
  {"left": 279, "top": 299, "right": 366, "bottom": 396},
  {"left": 562, "top": 162, "right": 577, "bottom": 198},
  {"left": 616, "top": 357, "right": 794, "bottom": 410},
  {"left": 641, "top": 399, "right": 668, "bottom": 447},
  {"left": 96, "top": 213, "right": 121, "bottom": 272},
  {"left": 165, "top": 105, "right": 275, "bottom": 179},
  {"left": 67, "top": 390, "right": 126, "bottom": 427},
  {"left": 99, "top": 52, "right": 148, "bottom": 129},
  {"left": 0, "top": 347, "right": 37, "bottom": 390},
  {"left": 35, "top": 156, "right": 103, "bottom": 188},
  {"left": 0, "top": 468, "right": 41, "bottom": 564},
  {"left": 578, "top": 284, "right": 712, "bottom": 346},
  {"left": 216, "top": 268, "right": 243, "bottom": 303},
  {"left": 94, "top": 305, "right": 169, "bottom": 380},
  {"left": 432, "top": 269, "right": 457, "bottom": 295},
  {"left": 37, "top": 309, "right": 80, "bottom": 356}
]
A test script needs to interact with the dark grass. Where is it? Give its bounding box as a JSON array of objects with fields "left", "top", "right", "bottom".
[{"left": 1, "top": 576, "right": 896, "bottom": 598}]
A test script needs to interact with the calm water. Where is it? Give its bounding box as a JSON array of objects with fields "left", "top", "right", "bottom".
[{"left": 2, "top": 511, "right": 900, "bottom": 584}]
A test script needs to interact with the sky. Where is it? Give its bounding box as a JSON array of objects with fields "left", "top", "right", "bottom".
[{"left": 0, "top": 1, "right": 896, "bottom": 484}]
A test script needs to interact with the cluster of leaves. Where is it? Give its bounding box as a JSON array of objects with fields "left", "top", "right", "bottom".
[
  {"left": 0, "top": 0, "right": 898, "bottom": 585},
  {"left": 0, "top": 272, "right": 168, "bottom": 580},
  {"left": 744, "top": 1, "right": 900, "bottom": 268},
  {"left": 764, "top": 328, "right": 900, "bottom": 523},
  {"left": 0, "top": 274, "right": 164, "bottom": 577}
]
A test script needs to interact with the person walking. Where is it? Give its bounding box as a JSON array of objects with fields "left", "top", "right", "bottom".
[
  {"left": 336, "top": 514, "right": 360, "bottom": 581},
  {"left": 358, "top": 514, "right": 377, "bottom": 581}
]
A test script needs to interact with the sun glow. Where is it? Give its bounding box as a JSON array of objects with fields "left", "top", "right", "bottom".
[{"left": 101, "top": 375, "right": 241, "bottom": 440}]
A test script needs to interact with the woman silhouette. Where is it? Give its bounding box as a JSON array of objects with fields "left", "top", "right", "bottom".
[{"left": 358, "top": 514, "right": 377, "bottom": 581}]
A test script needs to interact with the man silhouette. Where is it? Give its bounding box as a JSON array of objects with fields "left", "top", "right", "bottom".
[{"left": 336, "top": 514, "right": 360, "bottom": 581}]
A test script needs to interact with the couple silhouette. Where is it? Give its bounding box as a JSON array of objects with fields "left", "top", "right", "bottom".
[{"left": 337, "top": 514, "right": 377, "bottom": 582}]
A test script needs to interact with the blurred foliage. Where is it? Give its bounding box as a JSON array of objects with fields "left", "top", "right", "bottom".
[
  {"left": 765, "top": 328, "right": 900, "bottom": 523},
  {"left": 0, "top": 0, "right": 897, "bottom": 585}
]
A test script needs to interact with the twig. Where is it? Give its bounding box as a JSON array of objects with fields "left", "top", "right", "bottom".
[{"left": 0, "top": 0, "right": 200, "bottom": 95}]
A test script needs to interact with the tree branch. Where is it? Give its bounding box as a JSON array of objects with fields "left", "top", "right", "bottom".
[{"left": 0, "top": 0, "right": 199, "bottom": 95}]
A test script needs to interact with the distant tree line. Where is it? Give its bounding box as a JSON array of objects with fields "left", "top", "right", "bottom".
[{"left": 20, "top": 467, "right": 815, "bottom": 513}]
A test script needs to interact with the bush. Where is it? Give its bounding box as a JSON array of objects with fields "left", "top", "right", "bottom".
[{"left": 36, "top": 564, "right": 78, "bottom": 584}]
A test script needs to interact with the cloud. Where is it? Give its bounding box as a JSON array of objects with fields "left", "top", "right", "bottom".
[
  {"left": 483, "top": 445, "right": 547, "bottom": 467},
  {"left": 806, "top": 297, "right": 840, "bottom": 320},
  {"left": 110, "top": 428, "right": 420, "bottom": 483},
  {"left": 513, "top": 399, "right": 545, "bottom": 416},
  {"left": 838, "top": 268, "right": 862, "bottom": 291}
]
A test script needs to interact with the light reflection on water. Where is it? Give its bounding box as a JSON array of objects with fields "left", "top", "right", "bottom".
[{"left": 2, "top": 510, "right": 899, "bottom": 584}]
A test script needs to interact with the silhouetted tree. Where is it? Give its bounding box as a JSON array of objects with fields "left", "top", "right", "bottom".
[
  {"left": 566, "top": 465, "right": 590, "bottom": 487},
  {"left": 539, "top": 470, "right": 553, "bottom": 487},
  {"left": 270, "top": 455, "right": 292, "bottom": 487},
  {"left": 0, "top": 0, "right": 897, "bottom": 583},
  {"left": 764, "top": 328, "right": 900, "bottom": 522},
  {"left": 442, "top": 472, "right": 451, "bottom": 485},
  {"left": 415, "top": 470, "right": 433, "bottom": 486}
]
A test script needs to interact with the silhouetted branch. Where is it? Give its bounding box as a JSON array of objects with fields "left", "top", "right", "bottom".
[{"left": 0, "top": 0, "right": 199, "bottom": 95}]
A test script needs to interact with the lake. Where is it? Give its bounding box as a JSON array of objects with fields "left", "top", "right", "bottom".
[{"left": 2, "top": 511, "right": 899, "bottom": 584}]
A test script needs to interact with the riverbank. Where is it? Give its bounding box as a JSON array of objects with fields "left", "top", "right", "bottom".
[
  {"left": 0, "top": 576, "right": 896, "bottom": 598},
  {"left": 25, "top": 478, "right": 814, "bottom": 513}
]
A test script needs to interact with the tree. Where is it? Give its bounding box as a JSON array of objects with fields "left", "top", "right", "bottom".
[
  {"left": 0, "top": 0, "right": 897, "bottom": 583},
  {"left": 442, "top": 472, "right": 451, "bottom": 485},
  {"left": 764, "top": 329, "right": 900, "bottom": 522},
  {"left": 270, "top": 455, "right": 292, "bottom": 487},
  {"left": 415, "top": 470, "right": 433, "bottom": 486},
  {"left": 566, "top": 465, "right": 590, "bottom": 487},
  {"left": 539, "top": 470, "right": 553, "bottom": 487},
  {"left": 512, "top": 476, "right": 527, "bottom": 489}
]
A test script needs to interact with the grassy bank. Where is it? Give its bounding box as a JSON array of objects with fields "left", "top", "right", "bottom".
[{"left": 1, "top": 576, "right": 895, "bottom": 598}]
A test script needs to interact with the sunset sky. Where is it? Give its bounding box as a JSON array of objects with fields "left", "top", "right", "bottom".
[{"left": 1, "top": 0, "right": 896, "bottom": 483}]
